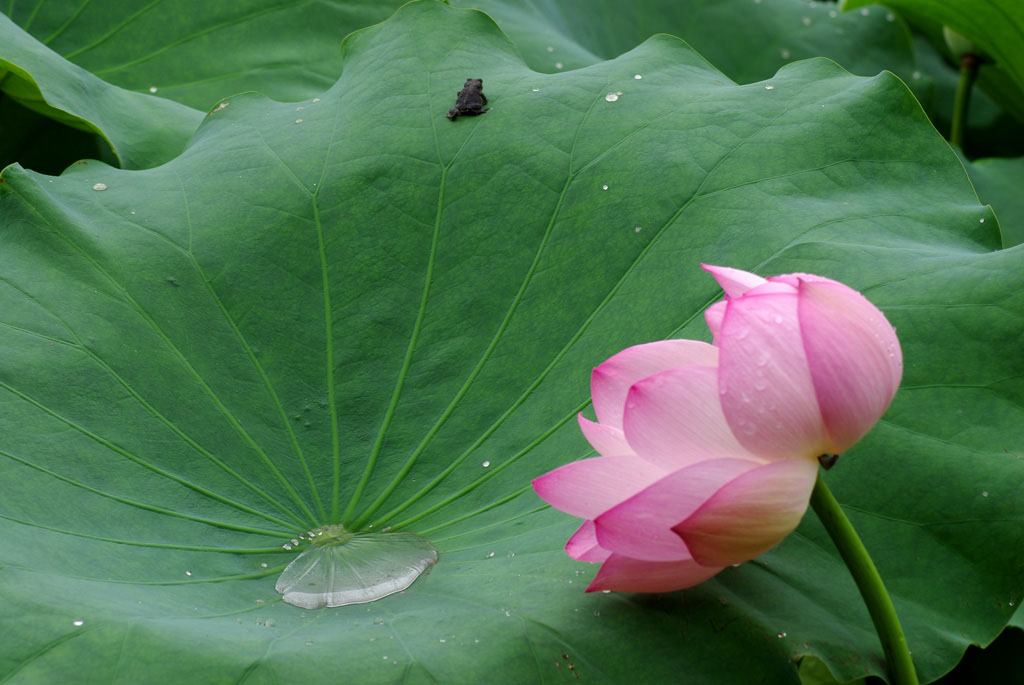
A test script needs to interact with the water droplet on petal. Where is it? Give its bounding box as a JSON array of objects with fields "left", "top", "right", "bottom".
[
  {"left": 149, "top": 86, "right": 158, "bottom": 94},
  {"left": 764, "top": 84, "right": 775, "bottom": 90},
  {"left": 92, "top": 183, "right": 108, "bottom": 191},
  {"left": 773, "top": 314, "right": 783, "bottom": 323},
  {"left": 604, "top": 92, "right": 619, "bottom": 102}
]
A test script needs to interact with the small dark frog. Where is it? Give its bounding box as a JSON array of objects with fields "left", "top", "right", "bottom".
[{"left": 446, "top": 78, "right": 489, "bottom": 120}]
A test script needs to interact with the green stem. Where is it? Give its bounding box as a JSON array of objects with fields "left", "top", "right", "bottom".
[
  {"left": 809, "top": 470, "right": 919, "bottom": 685},
  {"left": 950, "top": 53, "right": 979, "bottom": 150}
]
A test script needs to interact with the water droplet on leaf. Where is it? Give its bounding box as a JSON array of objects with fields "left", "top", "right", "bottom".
[
  {"left": 92, "top": 183, "right": 107, "bottom": 191},
  {"left": 764, "top": 84, "right": 775, "bottom": 90},
  {"left": 149, "top": 86, "right": 158, "bottom": 93},
  {"left": 276, "top": 526, "right": 438, "bottom": 609},
  {"left": 604, "top": 93, "right": 619, "bottom": 102}
]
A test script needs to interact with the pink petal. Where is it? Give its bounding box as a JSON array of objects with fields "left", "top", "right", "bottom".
[
  {"left": 673, "top": 458, "right": 818, "bottom": 566},
  {"left": 594, "top": 458, "right": 760, "bottom": 561},
  {"left": 578, "top": 414, "right": 633, "bottom": 457},
  {"left": 566, "top": 521, "right": 611, "bottom": 562},
  {"left": 717, "top": 289, "right": 833, "bottom": 460},
  {"left": 585, "top": 553, "right": 725, "bottom": 593},
  {"left": 532, "top": 455, "right": 668, "bottom": 519},
  {"left": 591, "top": 340, "right": 718, "bottom": 429},
  {"left": 767, "top": 271, "right": 831, "bottom": 288},
  {"left": 702, "top": 264, "right": 767, "bottom": 298},
  {"left": 623, "top": 366, "right": 761, "bottom": 471},
  {"left": 798, "top": 279, "right": 902, "bottom": 453},
  {"left": 704, "top": 301, "right": 726, "bottom": 341}
]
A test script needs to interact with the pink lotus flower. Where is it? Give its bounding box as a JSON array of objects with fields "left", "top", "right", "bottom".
[{"left": 532, "top": 264, "right": 902, "bottom": 592}]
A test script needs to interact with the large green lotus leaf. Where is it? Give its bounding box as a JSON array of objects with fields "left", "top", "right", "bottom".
[
  {"left": 1, "top": 2, "right": 1022, "bottom": 683},
  {"left": 842, "top": 0, "right": 1024, "bottom": 94},
  {"left": 2, "top": 0, "right": 400, "bottom": 111},
  {"left": 0, "top": 13, "right": 202, "bottom": 169},
  {"left": 457, "top": 0, "right": 923, "bottom": 91}
]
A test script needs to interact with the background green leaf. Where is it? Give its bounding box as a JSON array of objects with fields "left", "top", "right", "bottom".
[
  {"left": 1, "top": 0, "right": 397, "bottom": 111},
  {"left": 841, "top": 0, "right": 1024, "bottom": 95},
  {"left": 459, "top": 0, "right": 923, "bottom": 88},
  {"left": 0, "top": 13, "right": 203, "bottom": 170},
  {"left": 2, "top": 2, "right": 1022, "bottom": 683}
]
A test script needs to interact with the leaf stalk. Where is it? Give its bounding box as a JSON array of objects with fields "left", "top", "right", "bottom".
[
  {"left": 950, "top": 52, "right": 979, "bottom": 150},
  {"left": 809, "top": 470, "right": 919, "bottom": 685}
]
